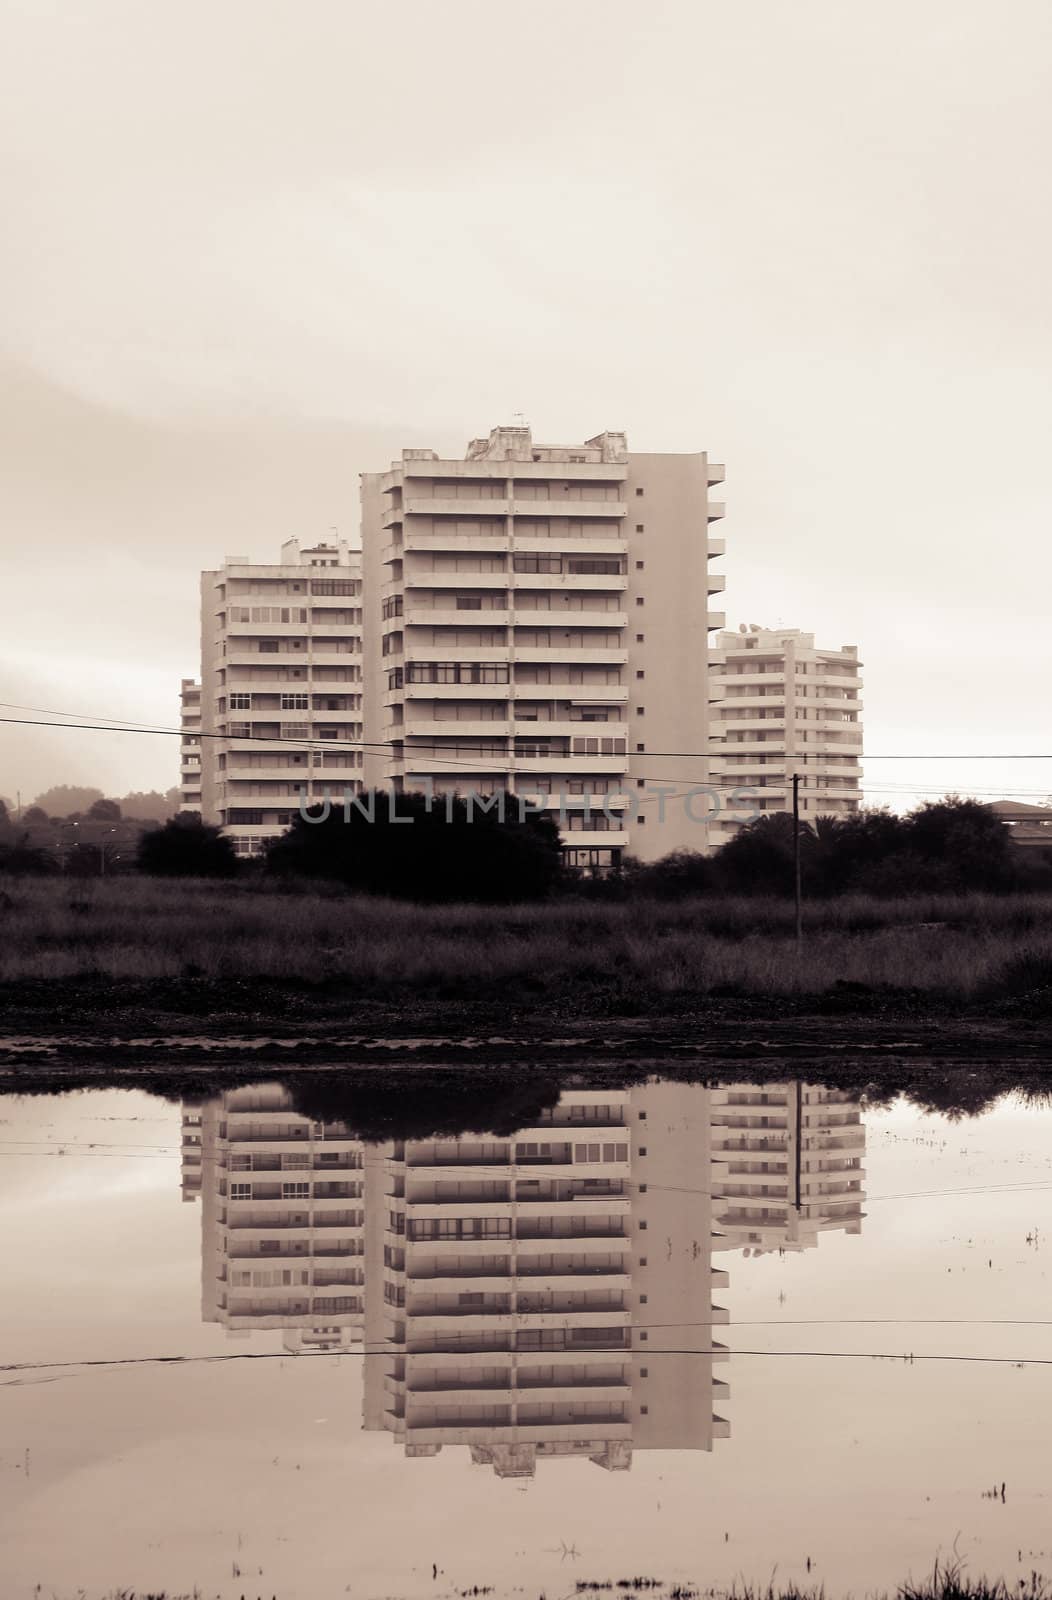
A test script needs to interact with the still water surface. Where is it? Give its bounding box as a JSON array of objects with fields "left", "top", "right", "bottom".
[{"left": 0, "top": 1074, "right": 1050, "bottom": 1600}]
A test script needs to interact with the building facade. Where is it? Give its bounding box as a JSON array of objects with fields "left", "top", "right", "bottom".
[
  {"left": 197, "top": 539, "right": 364, "bottom": 855},
  {"left": 708, "top": 628, "right": 863, "bottom": 846},
  {"left": 178, "top": 678, "right": 202, "bottom": 812},
  {"left": 360, "top": 426, "right": 726, "bottom": 869}
]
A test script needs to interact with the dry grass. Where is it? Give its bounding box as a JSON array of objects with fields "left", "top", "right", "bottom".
[{"left": 2, "top": 878, "right": 1052, "bottom": 997}]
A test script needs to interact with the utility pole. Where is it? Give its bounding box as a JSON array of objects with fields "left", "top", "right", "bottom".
[{"left": 792, "top": 772, "right": 803, "bottom": 949}]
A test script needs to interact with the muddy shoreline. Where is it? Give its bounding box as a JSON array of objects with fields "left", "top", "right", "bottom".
[{"left": 1, "top": 974, "right": 1051, "bottom": 1072}]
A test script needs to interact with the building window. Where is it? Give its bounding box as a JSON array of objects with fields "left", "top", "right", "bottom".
[
  {"left": 635, "top": 524, "right": 644, "bottom": 533},
  {"left": 636, "top": 743, "right": 645, "bottom": 753},
  {"left": 635, "top": 561, "right": 644, "bottom": 570},
  {"left": 280, "top": 694, "right": 309, "bottom": 710},
  {"left": 229, "top": 693, "right": 251, "bottom": 710},
  {"left": 230, "top": 1183, "right": 252, "bottom": 1200},
  {"left": 282, "top": 1182, "right": 310, "bottom": 1200},
  {"left": 635, "top": 598, "right": 644, "bottom": 607},
  {"left": 635, "top": 487, "right": 644, "bottom": 496}
]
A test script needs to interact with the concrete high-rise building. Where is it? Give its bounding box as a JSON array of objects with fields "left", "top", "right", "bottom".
[
  {"left": 360, "top": 425, "right": 726, "bottom": 869},
  {"left": 193, "top": 1085, "right": 366, "bottom": 1352},
  {"left": 197, "top": 538, "right": 364, "bottom": 856},
  {"left": 711, "top": 1083, "right": 865, "bottom": 1255},
  {"left": 708, "top": 628, "right": 863, "bottom": 846},
  {"left": 363, "top": 1084, "right": 730, "bottom": 1477},
  {"left": 178, "top": 679, "right": 203, "bottom": 813}
]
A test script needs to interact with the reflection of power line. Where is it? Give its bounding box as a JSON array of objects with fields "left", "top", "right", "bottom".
[
  {"left": 5, "top": 1342, "right": 1052, "bottom": 1388},
  {"left": 3, "top": 1148, "right": 1052, "bottom": 1210}
]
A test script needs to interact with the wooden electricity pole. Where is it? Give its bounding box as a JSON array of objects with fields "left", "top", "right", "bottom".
[{"left": 792, "top": 772, "right": 803, "bottom": 949}]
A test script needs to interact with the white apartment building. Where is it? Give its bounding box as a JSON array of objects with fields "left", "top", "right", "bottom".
[
  {"left": 179, "top": 679, "right": 202, "bottom": 812},
  {"left": 363, "top": 1083, "right": 730, "bottom": 1477},
  {"left": 711, "top": 1083, "right": 865, "bottom": 1255},
  {"left": 194, "top": 1085, "right": 366, "bottom": 1351},
  {"left": 197, "top": 538, "right": 364, "bottom": 856},
  {"left": 708, "top": 628, "right": 863, "bottom": 847},
  {"left": 360, "top": 425, "right": 726, "bottom": 870}
]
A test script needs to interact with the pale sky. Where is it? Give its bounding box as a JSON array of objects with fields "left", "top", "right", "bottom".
[{"left": 2, "top": 0, "right": 1051, "bottom": 809}]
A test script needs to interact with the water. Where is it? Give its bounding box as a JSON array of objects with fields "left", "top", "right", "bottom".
[{"left": 1, "top": 1072, "right": 1050, "bottom": 1600}]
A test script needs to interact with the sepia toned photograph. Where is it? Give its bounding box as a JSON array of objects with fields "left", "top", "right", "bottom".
[{"left": 2, "top": 3, "right": 1051, "bottom": 1599}]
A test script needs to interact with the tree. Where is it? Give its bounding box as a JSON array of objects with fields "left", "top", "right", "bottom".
[
  {"left": 628, "top": 848, "right": 715, "bottom": 900},
  {"left": 33, "top": 785, "right": 104, "bottom": 817},
  {"left": 119, "top": 789, "right": 181, "bottom": 823},
  {"left": 87, "top": 798, "right": 122, "bottom": 821},
  {"left": 20, "top": 805, "right": 50, "bottom": 825},
  {"left": 712, "top": 812, "right": 803, "bottom": 896},
  {"left": 0, "top": 837, "right": 59, "bottom": 876},
  {"left": 137, "top": 815, "right": 238, "bottom": 878},
  {"left": 267, "top": 789, "right": 564, "bottom": 903}
]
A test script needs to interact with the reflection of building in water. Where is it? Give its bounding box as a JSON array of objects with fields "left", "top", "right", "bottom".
[
  {"left": 180, "top": 1108, "right": 203, "bottom": 1202},
  {"left": 190, "top": 1086, "right": 366, "bottom": 1351},
  {"left": 711, "top": 1084, "right": 865, "bottom": 1254},
  {"left": 364, "top": 1084, "right": 730, "bottom": 1477}
]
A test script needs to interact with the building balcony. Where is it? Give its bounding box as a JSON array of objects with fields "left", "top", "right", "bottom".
[
  {"left": 513, "top": 647, "right": 627, "bottom": 667},
  {"left": 707, "top": 463, "right": 726, "bottom": 486},
  {"left": 710, "top": 694, "right": 786, "bottom": 711},
  {"left": 397, "top": 1420, "right": 631, "bottom": 1445},
  {"left": 707, "top": 611, "right": 726, "bottom": 630},
  {"left": 401, "top": 566, "right": 510, "bottom": 587},
  {"left": 708, "top": 574, "right": 727, "bottom": 595},
  {"left": 511, "top": 611, "right": 628, "bottom": 629},
  {"left": 708, "top": 536, "right": 726, "bottom": 558},
  {"left": 707, "top": 501, "right": 726, "bottom": 521},
  {"left": 395, "top": 534, "right": 509, "bottom": 560},
  {"left": 404, "top": 608, "right": 511, "bottom": 629},
  {"left": 512, "top": 572, "right": 627, "bottom": 593},
  {"left": 510, "top": 684, "right": 628, "bottom": 704},
  {"left": 401, "top": 718, "right": 511, "bottom": 741},
  {"left": 403, "top": 644, "right": 511, "bottom": 664},
  {"left": 512, "top": 533, "right": 627, "bottom": 556},
  {"left": 405, "top": 496, "right": 511, "bottom": 519},
  {"left": 512, "top": 718, "right": 624, "bottom": 738},
  {"left": 713, "top": 670, "right": 787, "bottom": 686},
  {"left": 511, "top": 498, "right": 627, "bottom": 521},
  {"left": 402, "top": 681, "right": 510, "bottom": 700}
]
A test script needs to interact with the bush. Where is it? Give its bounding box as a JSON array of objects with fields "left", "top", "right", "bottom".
[
  {"left": 266, "top": 789, "right": 563, "bottom": 903},
  {"left": 137, "top": 815, "right": 238, "bottom": 878}
]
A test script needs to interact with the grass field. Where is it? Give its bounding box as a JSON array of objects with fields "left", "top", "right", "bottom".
[{"left": 2, "top": 877, "right": 1052, "bottom": 998}]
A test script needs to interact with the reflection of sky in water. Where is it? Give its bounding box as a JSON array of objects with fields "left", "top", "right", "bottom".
[{"left": 0, "top": 1083, "right": 1050, "bottom": 1600}]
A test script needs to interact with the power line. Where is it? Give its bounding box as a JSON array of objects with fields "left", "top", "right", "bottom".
[{"left": 5, "top": 706, "right": 1052, "bottom": 766}]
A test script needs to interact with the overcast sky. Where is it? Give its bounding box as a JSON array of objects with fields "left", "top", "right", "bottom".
[{"left": 2, "top": 0, "right": 1051, "bottom": 809}]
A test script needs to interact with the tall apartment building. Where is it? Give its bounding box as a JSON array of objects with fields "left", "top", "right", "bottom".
[
  {"left": 197, "top": 538, "right": 364, "bottom": 856},
  {"left": 360, "top": 425, "right": 726, "bottom": 869},
  {"left": 363, "top": 1083, "right": 730, "bottom": 1477},
  {"left": 193, "top": 1085, "right": 366, "bottom": 1352},
  {"left": 711, "top": 1084, "right": 865, "bottom": 1255},
  {"left": 708, "top": 628, "right": 863, "bottom": 846},
  {"left": 179, "top": 679, "right": 202, "bottom": 812}
]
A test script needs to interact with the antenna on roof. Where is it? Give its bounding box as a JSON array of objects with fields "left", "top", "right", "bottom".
[{"left": 512, "top": 412, "right": 528, "bottom": 427}]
